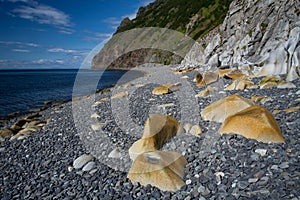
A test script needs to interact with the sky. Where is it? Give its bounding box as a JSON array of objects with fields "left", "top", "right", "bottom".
[{"left": 0, "top": 0, "right": 154, "bottom": 69}]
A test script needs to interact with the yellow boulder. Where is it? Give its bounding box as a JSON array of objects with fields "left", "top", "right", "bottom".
[
  {"left": 219, "top": 105, "right": 285, "bottom": 143},
  {"left": 195, "top": 72, "right": 219, "bottom": 87},
  {"left": 201, "top": 94, "right": 254, "bottom": 123},
  {"left": 129, "top": 114, "right": 183, "bottom": 160},
  {"left": 127, "top": 151, "right": 187, "bottom": 192}
]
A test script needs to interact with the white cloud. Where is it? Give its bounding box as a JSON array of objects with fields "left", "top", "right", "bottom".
[
  {"left": 0, "top": 41, "right": 39, "bottom": 47},
  {"left": 48, "top": 48, "right": 77, "bottom": 53},
  {"left": 5, "top": 0, "right": 74, "bottom": 34},
  {"left": 12, "top": 49, "right": 30, "bottom": 52},
  {"left": 31, "top": 59, "right": 65, "bottom": 65}
]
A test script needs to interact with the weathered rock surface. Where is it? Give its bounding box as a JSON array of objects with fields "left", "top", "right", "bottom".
[
  {"left": 182, "top": 0, "right": 300, "bottom": 81},
  {"left": 195, "top": 72, "right": 219, "bottom": 87},
  {"left": 219, "top": 105, "right": 285, "bottom": 143},
  {"left": 129, "top": 114, "right": 183, "bottom": 160},
  {"left": 127, "top": 151, "right": 187, "bottom": 192},
  {"left": 201, "top": 94, "right": 254, "bottom": 123}
]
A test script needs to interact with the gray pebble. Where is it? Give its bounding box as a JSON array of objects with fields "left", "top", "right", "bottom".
[{"left": 237, "top": 181, "right": 249, "bottom": 189}]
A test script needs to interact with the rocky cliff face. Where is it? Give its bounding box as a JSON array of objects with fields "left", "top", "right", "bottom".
[
  {"left": 183, "top": 0, "right": 300, "bottom": 80},
  {"left": 93, "top": 0, "right": 300, "bottom": 80},
  {"left": 92, "top": 0, "right": 232, "bottom": 69}
]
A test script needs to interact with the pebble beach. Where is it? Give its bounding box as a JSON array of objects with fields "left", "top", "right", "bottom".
[{"left": 1, "top": 65, "right": 300, "bottom": 200}]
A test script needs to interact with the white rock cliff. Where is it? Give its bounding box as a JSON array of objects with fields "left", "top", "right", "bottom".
[{"left": 183, "top": 0, "right": 300, "bottom": 80}]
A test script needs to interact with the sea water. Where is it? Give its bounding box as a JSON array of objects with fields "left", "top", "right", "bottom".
[{"left": 0, "top": 69, "right": 142, "bottom": 118}]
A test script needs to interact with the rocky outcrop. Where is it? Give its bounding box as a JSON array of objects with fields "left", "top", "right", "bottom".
[
  {"left": 183, "top": 0, "right": 300, "bottom": 80},
  {"left": 201, "top": 94, "right": 254, "bottom": 123},
  {"left": 219, "top": 105, "right": 285, "bottom": 143}
]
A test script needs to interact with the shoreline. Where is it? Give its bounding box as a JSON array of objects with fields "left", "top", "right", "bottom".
[
  {"left": 1, "top": 65, "right": 299, "bottom": 199},
  {"left": 0, "top": 68, "right": 147, "bottom": 121}
]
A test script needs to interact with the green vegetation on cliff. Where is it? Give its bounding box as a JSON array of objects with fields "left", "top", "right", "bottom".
[{"left": 116, "top": 0, "right": 233, "bottom": 40}]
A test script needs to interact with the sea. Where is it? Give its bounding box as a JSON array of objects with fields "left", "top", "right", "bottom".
[{"left": 0, "top": 69, "right": 143, "bottom": 118}]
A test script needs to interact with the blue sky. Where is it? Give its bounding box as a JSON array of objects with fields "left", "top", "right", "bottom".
[{"left": 0, "top": 0, "right": 154, "bottom": 69}]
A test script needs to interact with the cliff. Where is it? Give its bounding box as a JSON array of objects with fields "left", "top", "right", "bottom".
[
  {"left": 182, "top": 0, "right": 300, "bottom": 80},
  {"left": 92, "top": 0, "right": 233, "bottom": 69},
  {"left": 92, "top": 0, "right": 300, "bottom": 80}
]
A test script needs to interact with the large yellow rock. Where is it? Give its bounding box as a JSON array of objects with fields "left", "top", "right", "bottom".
[
  {"left": 129, "top": 114, "right": 183, "bottom": 160},
  {"left": 219, "top": 105, "right": 285, "bottom": 143},
  {"left": 195, "top": 72, "right": 219, "bottom": 87},
  {"left": 127, "top": 151, "right": 187, "bottom": 192},
  {"left": 201, "top": 94, "right": 254, "bottom": 123}
]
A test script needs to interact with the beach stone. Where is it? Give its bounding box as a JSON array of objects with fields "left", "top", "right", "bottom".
[
  {"left": 73, "top": 154, "right": 93, "bottom": 169},
  {"left": 251, "top": 96, "right": 265, "bottom": 103},
  {"left": 108, "top": 148, "right": 121, "bottom": 158},
  {"left": 237, "top": 181, "right": 249, "bottom": 189},
  {"left": 183, "top": 123, "right": 192, "bottom": 133},
  {"left": 195, "top": 72, "right": 218, "bottom": 87},
  {"left": 52, "top": 100, "right": 65, "bottom": 106},
  {"left": 129, "top": 114, "right": 182, "bottom": 160},
  {"left": 181, "top": 75, "right": 189, "bottom": 79},
  {"left": 224, "top": 81, "right": 237, "bottom": 91},
  {"left": 255, "top": 149, "right": 267, "bottom": 156},
  {"left": 219, "top": 105, "right": 285, "bottom": 143},
  {"left": 201, "top": 94, "right": 254, "bottom": 123},
  {"left": 82, "top": 161, "right": 96, "bottom": 172},
  {"left": 248, "top": 178, "right": 258, "bottom": 183},
  {"left": 91, "top": 123, "right": 105, "bottom": 131},
  {"left": 0, "top": 128, "right": 14, "bottom": 139},
  {"left": 127, "top": 151, "right": 187, "bottom": 192},
  {"left": 25, "top": 113, "right": 40, "bottom": 119},
  {"left": 271, "top": 165, "right": 279, "bottom": 170},
  {"left": 168, "top": 82, "right": 182, "bottom": 92},
  {"left": 279, "top": 162, "right": 289, "bottom": 169},
  {"left": 260, "top": 97, "right": 273, "bottom": 104},
  {"left": 95, "top": 98, "right": 109, "bottom": 105},
  {"left": 195, "top": 86, "right": 217, "bottom": 98},
  {"left": 258, "top": 177, "right": 269, "bottom": 186},
  {"left": 91, "top": 113, "right": 101, "bottom": 119},
  {"left": 284, "top": 106, "right": 300, "bottom": 113},
  {"left": 157, "top": 103, "right": 175, "bottom": 108},
  {"left": 152, "top": 85, "right": 170, "bottom": 95},
  {"left": 189, "top": 125, "right": 202, "bottom": 137},
  {"left": 112, "top": 91, "right": 128, "bottom": 99}
]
